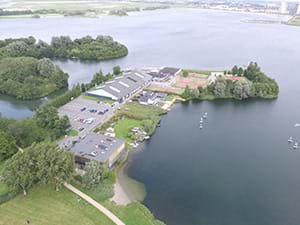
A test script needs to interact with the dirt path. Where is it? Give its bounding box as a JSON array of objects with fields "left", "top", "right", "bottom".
[{"left": 64, "top": 183, "right": 126, "bottom": 225}]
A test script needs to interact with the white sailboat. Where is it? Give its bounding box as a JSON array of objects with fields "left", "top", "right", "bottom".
[
  {"left": 293, "top": 142, "right": 299, "bottom": 149},
  {"left": 288, "top": 136, "right": 293, "bottom": 143}
]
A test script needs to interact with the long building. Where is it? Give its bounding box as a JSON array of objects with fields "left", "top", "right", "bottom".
[
  {"left": 87, "top": 70, "right": 152, "bottom": 102},
  {"left": 70, "top": 132, "right": 126, "bottom": 168}
]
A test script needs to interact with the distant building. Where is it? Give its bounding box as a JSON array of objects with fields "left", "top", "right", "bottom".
[
  {"left": 297, "top": 3, "right": 300, "bottom": 14},
  {"left": 139, "top": 91, "right": 157, "bottom": 105},
  {"left": 148, "top": 67, "right": 181, "bottom": 82},
  {"left": 87, "top": 70, "right": 152, "bottom": 102},
  {"left": 207, "top": 72, "right": 224, "bottom": 85},
  {"left": 280, "top": 1, "right": 289, "bottom": 14},
  {"left": 70, "top": 133, "right": 126, "bottom": 168}
]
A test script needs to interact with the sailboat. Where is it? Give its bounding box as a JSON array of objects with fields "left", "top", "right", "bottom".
[
  {"left": 293, "top": 142, "right": 299, "bottom": 149},
  {"left": 288, "top": 136, "right": 293, "bottom": 143}
]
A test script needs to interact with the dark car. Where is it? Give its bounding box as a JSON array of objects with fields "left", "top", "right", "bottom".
[
  {"left": 78, "top": 127, "right": 84, "bottom": 132},
  {"left": 80, "top": 107, "right": 86, "bottom": 111}
]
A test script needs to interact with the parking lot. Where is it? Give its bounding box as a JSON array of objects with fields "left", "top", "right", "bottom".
[{"left": 58, "top": 96, "right": 119, "bottom": 137}]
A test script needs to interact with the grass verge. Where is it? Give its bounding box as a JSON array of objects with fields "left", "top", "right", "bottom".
[{"left": 0, "top": 185, "right": 115, "bottom": 225}]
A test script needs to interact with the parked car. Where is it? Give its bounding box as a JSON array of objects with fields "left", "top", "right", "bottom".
[
  {"left": 79, "top": 127, "right": 84, "bottom": 132},
  {"left": 80, "top": 107, "right": 86, "bottom": 111}
]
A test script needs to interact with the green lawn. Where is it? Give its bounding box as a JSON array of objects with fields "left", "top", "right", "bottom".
[
  {"left": 0, "top": 161, "right": 5, "bottom": 176},
  {"left": 0, "top": 186, "right": 115, "bottom": 225},
  {"left": 67, "top": 129, "right": 79, "bottom": 137},
  {"left": 114, "top": 118, "right": 143, "bottom": 141}
]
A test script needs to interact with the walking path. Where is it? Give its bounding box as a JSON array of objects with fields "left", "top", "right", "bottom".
[{"left": 64, "top": 183, "right": 126, "bottom": 225}]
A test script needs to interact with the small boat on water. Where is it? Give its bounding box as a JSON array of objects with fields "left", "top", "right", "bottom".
[
  {"left": 293, "top": 142, "right": 299, "bottom": 149},
  {"left": 294, "top": 123, "right": 300, "bottom": 127},
  {"left": 199, "top": 124, "right": 203, "bottom": 129},
  {"left": 203, "top": 112, "right": 208, "bottom": 119},
  {"left": 288, "top": 137, "right": 293, "bottom": 143}
]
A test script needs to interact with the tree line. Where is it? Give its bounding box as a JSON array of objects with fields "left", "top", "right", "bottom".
[
  {"left": 182, "top": 62, "right": 279, "bottom": 100},
  {"left": 0, "top": 35, "right": 128, "bottom": 61}
]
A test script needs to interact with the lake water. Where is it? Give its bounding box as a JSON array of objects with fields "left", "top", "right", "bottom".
[{"left": 1, "top": 9, "right": 300, "bottom": 225}]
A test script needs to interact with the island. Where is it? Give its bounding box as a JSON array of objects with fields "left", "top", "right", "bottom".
[{"left": 0, "top": 35, "right": 128, "bottom": 61}]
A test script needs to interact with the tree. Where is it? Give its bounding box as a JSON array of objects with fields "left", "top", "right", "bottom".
[
  {"left": 237, "top": 67, "right": 244, "bottom": 76},
  {"left": 182, "top": 86, "right": 192, "bottom": 99},
  {"left": 233, "top": 80, "right": 252, "bottom": 99},
  {"left": 182, "top": 70, "right": 189, "bottom": 77},
  {"left": 231, "top": 65, "right": 239, "bottom": 75},
  {"left": 0, "top": 131, "right": 18, "bottom": 161},
  {"left": 3, "top": 142, "right": 74, "bottom": 195},
  {"left": 37, "top": 58, "right": 56, "bottom": 77},
  {"left": 82, "top": 160, "right": 107, "bottom": 189},
  {"left": 113, "top": 65, "right": 121, "bottom": 75},
  {"left": 5, "top": 41, "right": 29, "bottom": 57},
  {"left": 213, "top": 78, "right": 226, "bottom": 97}
]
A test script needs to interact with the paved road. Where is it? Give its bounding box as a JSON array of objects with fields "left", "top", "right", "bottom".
[{"left": 64, "top": 183, "right": 126, "bottom": 225}]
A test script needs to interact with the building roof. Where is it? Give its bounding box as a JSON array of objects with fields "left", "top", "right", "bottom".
[
  {"left": 87, "top": 70, "right": 152, "bottom": 101},
  {"left": 70, "top": 132, "right": 125, "bottom": 164},
  {"left": 159, "top": 67, "right": 181, "bottom": 76}
]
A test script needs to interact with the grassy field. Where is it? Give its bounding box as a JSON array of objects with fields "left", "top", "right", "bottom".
[
  {"left": 0, "top": 185, "right": 115, "bottom": 225},
  {"left": 97, "top": 103, "right": 165, "bottom": 142},
  {"left": 114, "top": 118, "right": 143, "bottom": 140}
]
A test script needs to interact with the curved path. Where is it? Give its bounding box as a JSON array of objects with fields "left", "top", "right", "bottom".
[{"left": 64, "top": 183, "right": 126, "bottom": 225}]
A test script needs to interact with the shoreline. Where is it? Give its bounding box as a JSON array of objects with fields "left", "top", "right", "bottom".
[{"left": 111, "top": 146, "right": 147, "bottom": 206}]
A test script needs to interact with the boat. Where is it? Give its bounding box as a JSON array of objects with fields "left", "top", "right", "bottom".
[
  {"left": 293, "top": 142, "right": 299, "bottom": 149},
  {"left": 199, "top": 118, "right": 203, "bottom": 123},
  {"left": 203, "top": 112, "right": 208, "bottom": 119},
  {"left": 199, "top": 124, "right": 203, "bottom": 129},
  {"left": 288, "top": 137, "right": 293, "bottom": 143},
  {"left": 294, "top": 123, "right": 300, "bottom": 127}
]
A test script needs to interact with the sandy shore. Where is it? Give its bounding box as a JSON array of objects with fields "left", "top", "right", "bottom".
[{"left": 110, "top": 177, "right": 132, "bottom": 206}]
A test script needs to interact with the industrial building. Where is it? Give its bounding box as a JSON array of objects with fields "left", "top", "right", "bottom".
[
  {"left": 148, "top": 67, "right": 181, "bottom": 81},
  {"left": 87, "top": 70, "right": 152, "bottom": 102},
  {"left": 70, "top": 132, "right": 126, "bottom": 168}
]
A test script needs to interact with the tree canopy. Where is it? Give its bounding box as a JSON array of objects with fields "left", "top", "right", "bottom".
[
  {"left": 3, "top": 142, "right": 74, "bottom": 195},
  {"left": 0, "top": 35, "right": 128, "bottom": 61},
  {"left": 0, "top": 57, "right": 68, "bottom": 99}
]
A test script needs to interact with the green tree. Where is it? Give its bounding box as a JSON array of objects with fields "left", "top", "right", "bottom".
[
  {"left": 231, "top": 65, "right": 239, "bottom": 75},
  {"left": 113, "top": 65, "right": 121, "bottom": 75},
  {"left": 213, "top": 78, "right": 226, "bottom": 97},
  {"left": 182, "top": 70, "right": 189, "bottom": 77},
  {"left": 82, "top": 160, "right": 107, "bottom": 189},
  {"left": 3, "top": 142, "right": 74, "bottom": 195},
  {"left": 0, "top": 131, "right": 18, "bottom": 161}
]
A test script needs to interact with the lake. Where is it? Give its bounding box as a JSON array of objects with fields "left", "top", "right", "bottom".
[{"left": 1, "top": 8, "right": 300, "bottom": 225}]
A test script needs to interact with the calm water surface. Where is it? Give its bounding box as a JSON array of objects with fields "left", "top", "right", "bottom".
[{"left": 1, "top": 9, "right": 300, "bottom": 225}]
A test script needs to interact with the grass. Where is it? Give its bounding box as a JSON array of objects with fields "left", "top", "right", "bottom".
[
  {"left": 0, "top": 161, "right": 8, "bottom": 195},
  {"left": 114, "top": 118, "right": 144, "bottom": 141},
  {"left": 83, "top": 95, "right": 115, "bottom": 104},
  {"left": 0, "top": 185, "right": 115, "bottom": 225},
  {"left": 104, "top": 201, "right": 165, "bottom": 225},
  {"left": 97, "top": 103, "right": 165, "bottom": 142},
  {"left": 67, "top": 129, "right": 79, "bottom": 137}
]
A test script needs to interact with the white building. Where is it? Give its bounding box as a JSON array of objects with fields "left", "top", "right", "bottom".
[
  {"left": 297, "top": 3, "right": 300, "bottom": 15},
  {"left": 280, "top": 1, "right": 288, "bottom": 14},
  {"left": 87, "top": 70, "right": 152, "bottom": 102}
]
